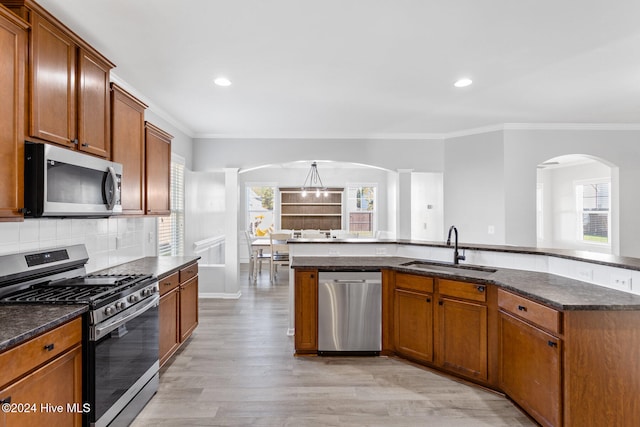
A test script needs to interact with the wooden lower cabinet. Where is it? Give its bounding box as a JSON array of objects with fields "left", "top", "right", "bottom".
[
  {"left": 394, "top": 288, "right": 433, "bottom": 363},
  {"left": 179, "top": 276, "right": 199, "bottom": 341},
  {"left": 0, "top": 318, "right": 83, "bottom": 427},
  {"left": 294, "top": 269, "right": 318, "bottom": 353},
  {"left": 158, "top": 262, "right": 199, "bottom": 367},
  {"left": 499, "top": 311, "right": 561, "bottom": 427},
  {"left": 159, "top": 287, "right": 180, "bottom": 367},
  {"left": 436, "top": 297, "right": 488, "bottom": 381}
]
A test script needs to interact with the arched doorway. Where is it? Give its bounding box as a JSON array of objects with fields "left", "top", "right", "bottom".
[{"left": 536, "top": 154, "right": 618, "bottom": 254}]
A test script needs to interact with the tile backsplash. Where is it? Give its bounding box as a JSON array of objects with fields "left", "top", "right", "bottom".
[{"left": 0, "top": 217, "right": 157, "bottom": 273}]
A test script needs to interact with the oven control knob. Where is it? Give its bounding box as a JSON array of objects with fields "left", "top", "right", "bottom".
[
  {"left": 115, "top": 302, "right": 125, "bottom": 310},
  {"left": 104, "top": 306, "right": 114, "bottom": 316},
  {"left": 128, "top": 295, "right": 139, "bottom": 303}
]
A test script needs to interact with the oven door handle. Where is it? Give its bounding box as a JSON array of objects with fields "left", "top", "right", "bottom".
[
  {"left": 104, "top": 166, "right": 118, "bottom": 210},
  {"left": 92, "top": 294, "right": 159, "bottom": 341}
]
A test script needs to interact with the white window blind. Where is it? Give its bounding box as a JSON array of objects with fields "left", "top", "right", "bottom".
[{"left": 158, "top": 157, "right": 185, "bottom": 256}]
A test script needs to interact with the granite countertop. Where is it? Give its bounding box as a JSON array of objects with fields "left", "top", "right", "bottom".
[
  {"left": 291, "top": 256, "right": 640, "bottom": 311},
  {"left": 95, "top": 256, "right": 200, "bottom": 278},
  {"left": 0, "top": 256, "right": 199, "bottom": 354},
  {"left": 0, "top": 305, "right": 87, "bottom": 353},
  {"left": 288, "top": 238, "right": 640, "bottom": 272}
]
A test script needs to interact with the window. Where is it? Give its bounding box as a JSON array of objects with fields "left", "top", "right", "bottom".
[
  {"left": 347, "top": 185, "right": 376, "bottom": 237},
  {"left": 576, "top": 180, "right": 610, "bottom": 244},
  {"left": 158, "top": 156, "right": 185, "bottom": 256},
  {"left": 247, "top": 186, "right": 276, "bottom": 236}
]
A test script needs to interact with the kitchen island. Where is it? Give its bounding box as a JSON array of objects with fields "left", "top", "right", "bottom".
[{"left": 291, "top": 255, "right": 640, "bottom": 427}]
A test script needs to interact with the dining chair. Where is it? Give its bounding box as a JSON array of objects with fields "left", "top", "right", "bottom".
[
  {"left": 269, "top": 232, "right": 291, "bottom": 283},
  {"left": 244, "top": 230, "right": 269, "bottom": 283}
]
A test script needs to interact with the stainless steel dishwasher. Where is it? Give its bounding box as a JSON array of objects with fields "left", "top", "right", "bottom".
[{"left": 317, "top": 271, "right": 382, "bottom": 355}]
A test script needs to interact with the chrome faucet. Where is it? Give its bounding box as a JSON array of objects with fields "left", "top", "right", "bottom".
[{"left": 446, "top": 225, "right": 466, "bottom": 264}]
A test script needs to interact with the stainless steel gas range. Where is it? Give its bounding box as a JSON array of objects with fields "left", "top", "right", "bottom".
[{"left": 0, "top": 245, "right": 159, "bottom": 427}]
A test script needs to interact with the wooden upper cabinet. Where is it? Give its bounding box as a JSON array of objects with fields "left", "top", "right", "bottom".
[
  {"left": 0, "top": 5, "right": 27, "bottom": 220},
  {"left": 111, "top": 83, "right": 147, "bottom": 214},
  {"left": 2, "top": 0, "right": 115, "bottom": 157},
  {"left": 144, "top": 122, "right": 172, "bottom": 215},
  {"left": 77, "top": 48, "right": 111, "bottom": 157},
  {"left": 30, "top": 11, "right": 77, "bottom": 148}
]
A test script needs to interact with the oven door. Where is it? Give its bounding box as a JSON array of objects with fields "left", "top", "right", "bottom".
[{"left": 87, "top": 294, "right": 159, "bottom": 427}]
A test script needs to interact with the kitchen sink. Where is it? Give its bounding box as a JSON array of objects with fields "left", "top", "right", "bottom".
[{"left": 399, "top": 260, "right": 497, "bottom": 276}]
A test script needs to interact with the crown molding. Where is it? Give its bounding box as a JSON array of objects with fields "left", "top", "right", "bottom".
[{"left": 193, "top": 132, "right": 444, "bottom": 140}]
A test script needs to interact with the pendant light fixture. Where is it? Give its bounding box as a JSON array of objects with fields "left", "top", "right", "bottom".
[{"left": 300, "top": 162, "right": 328, "bottom": 198}]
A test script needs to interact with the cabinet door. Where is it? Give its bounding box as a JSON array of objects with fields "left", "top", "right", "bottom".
[
  {"left": 30, "top": 12, "right": 77, "bottom": 148},
  {"left": 0, "top": 9, "right": 26, "bottom": 220},
  {"left": 144, "top": 122, "right": 172, "bottom": 215},
  {"left": 436, "top": 297, "right": 488, "bottom": 381},
  {"left": 179, "top": 276, "right": 199, "bottom": 342},
  {"left": 0, "top": 345, "right": 83, "bottom": 427},
  {"left": 111, "top": 84, "right": 147, "bottom": 214},
  {"left": 394, "top": 289, "right": 433, "bottom": 363},
  {"left": 294, "top": 270, "right": 318, "bottom": 353},
  {"left": 499, "top": 312, "right": 561, "bottom": 427},
  {"left": 159, "top": 288, "right": 180, "bottom": 367},
  {"left": 77, "top": 48, "right": 111, "bottom": 158}
]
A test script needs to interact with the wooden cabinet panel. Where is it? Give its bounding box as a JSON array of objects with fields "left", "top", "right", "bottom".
[
  {"left": 179, "top": 263, "right": 198, "bottom": 283},
  {"left": 144, "top": 122, "right": 172, "bottom": 216},
  {"left": 110, "top": 83, "right": 147, "bottom": 214},
  {"left": 159, "top": 287, "right": 180, "bottom": 367},
  {"left": 294, "top": 269, "right": 318, "bottom": 353},
  {"left": 29, "top": 11, "right": 77, "bottom": 148},
  {"left": 394, "top": 288, "right": 433, "bottom": 363},
  {"left": 0, "top": 317, "right": 82, "bottom": 389},
  {"left": 498, "top": 289, "right": 561, "bottom": 335},
  {"left": 0, "top": 344, "right": 83, "bottom": 427},
  {"left": 158, "top": 271, "right": 179, "bottom": 296},
  {"left": 436, "top": 297, "right": 488, "bottom": 381},
  {"left": 499, "top": 311, "right": 561, "bottom": 427},
  {"left": 438, "top": 279, "right": 487, "bottom": 302},
  {"left": 395, "top": 273, "right": 433, "bottom": 293},
  {"left": 0, "top": 7, "right": 26, "bottom": 220},
  {"left": 77, "top": 48, "right": 111, "bottom": 158},
  {"left": 179, "top": 276, "right": 198, "bottom": 342}
]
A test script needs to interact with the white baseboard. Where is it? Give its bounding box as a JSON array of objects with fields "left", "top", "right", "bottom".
[{"left": 199, "top": 291, "right": 242, "bottom": 299}]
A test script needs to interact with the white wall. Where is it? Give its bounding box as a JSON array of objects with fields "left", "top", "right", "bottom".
[
  {"left": 411, "top": 172, "right": 444, "bottom": 241},
  {"left": 192, "top": 138, "right": 444, "bottom": 172},
  {"left": 184, "top": 170, "right": 226, "bottom": 255},
  {"left": 444, "top": 131, "right": 506, "bottom": 245}
]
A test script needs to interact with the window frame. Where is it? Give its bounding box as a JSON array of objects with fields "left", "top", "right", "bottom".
[
  {"left": 345, "top": 183, "right": 377, "bottom": 237},
  {"left": 158, "top": 154, "right": 185, "bottom": 256},
  {"left": 246, "top": 183, "right": 277, "bottom": 237},
  {"left": 575, "top": 178, "right": 611, "bottom": 247}
]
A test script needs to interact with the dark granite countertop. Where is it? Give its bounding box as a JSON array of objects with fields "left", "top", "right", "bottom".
[
  {"left": 0, "top": 256, "right": 199, "bottom": 354},
  {"left": 95, "top": 256, "right": 201, "bottom": 279},
  {"left": 291, "top": 256, "right": 640, "bottom": 311},
  {"left": 288, "top": 238, "right": 640, "bottom": 272},
  {"left": 0, "top": 305, "right": 87, "bottom": 353}
]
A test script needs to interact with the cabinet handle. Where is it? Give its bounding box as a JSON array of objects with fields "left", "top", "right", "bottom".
[
  {"left": 71, "top": 138, "right": 79, "bottom": 146},
  {"left": 548, "top": 341, "right": 558, "bottom": 348},
  {"left": 1, "top": 396, "right": 11, "bottom": 404},
  {"left": 476, "top": 285, "right": 485, "bottom": 293},
  {"left": 163, "top": 282, "right": 173, "bottom": 286},
  {"left": 81, "top": 143, "right": 89, "bottom": 147},
  {"left": 438, "top": 300, "right": 443, "bottom": 306},
  {"left": 426, "top": 298, "right": 431, "bottom": 303},
  {"left": 43, "top": 343, "right": 55, "bottom": 352},
  {"left": 517, "top": 305, "right": 527, "bottom": 311}
]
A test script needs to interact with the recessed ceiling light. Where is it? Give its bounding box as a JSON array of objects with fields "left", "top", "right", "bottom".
[
  {"left": 454, "top": 78, "right": 473, "bottom": 88},
  {"left": 214, "top": 77, "right": 232, "bottom": 87}
]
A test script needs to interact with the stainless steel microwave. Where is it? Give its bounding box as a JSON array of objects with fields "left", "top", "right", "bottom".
[{"left": 24, "top": 142, "right": 123, "bottom": 217}]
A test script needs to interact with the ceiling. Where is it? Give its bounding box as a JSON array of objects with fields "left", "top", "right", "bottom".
[{"left": 36, "top": 0, "right": 640, "bottom": 139}]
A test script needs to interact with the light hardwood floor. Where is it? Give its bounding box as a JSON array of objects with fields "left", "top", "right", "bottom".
[{"left": 132, "top": 267, "right": 536, "bottom": 426}]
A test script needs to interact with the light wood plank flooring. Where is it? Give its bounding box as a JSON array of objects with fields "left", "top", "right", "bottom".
[{"left": 132, "top": 267, "right": 535, "bottom": 426}]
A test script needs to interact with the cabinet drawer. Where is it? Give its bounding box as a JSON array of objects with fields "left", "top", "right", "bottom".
[
  {"left": 438, "top": 279, "right": 487, "bottom": 302},
  {"left": 179, "top": 263, "right": 198, "bottom": 283},
  {"left": 395, "top": 273, "right": 433, "bottom": 293},
  {"left": 159, "top": 272, "right": 179, "bottom": 296},
  {"left": 498, "top": 289, "right": 561, "bottom": 335},
  {"left": 0, "top": 317, "right": 82, "bottom": 389}
]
